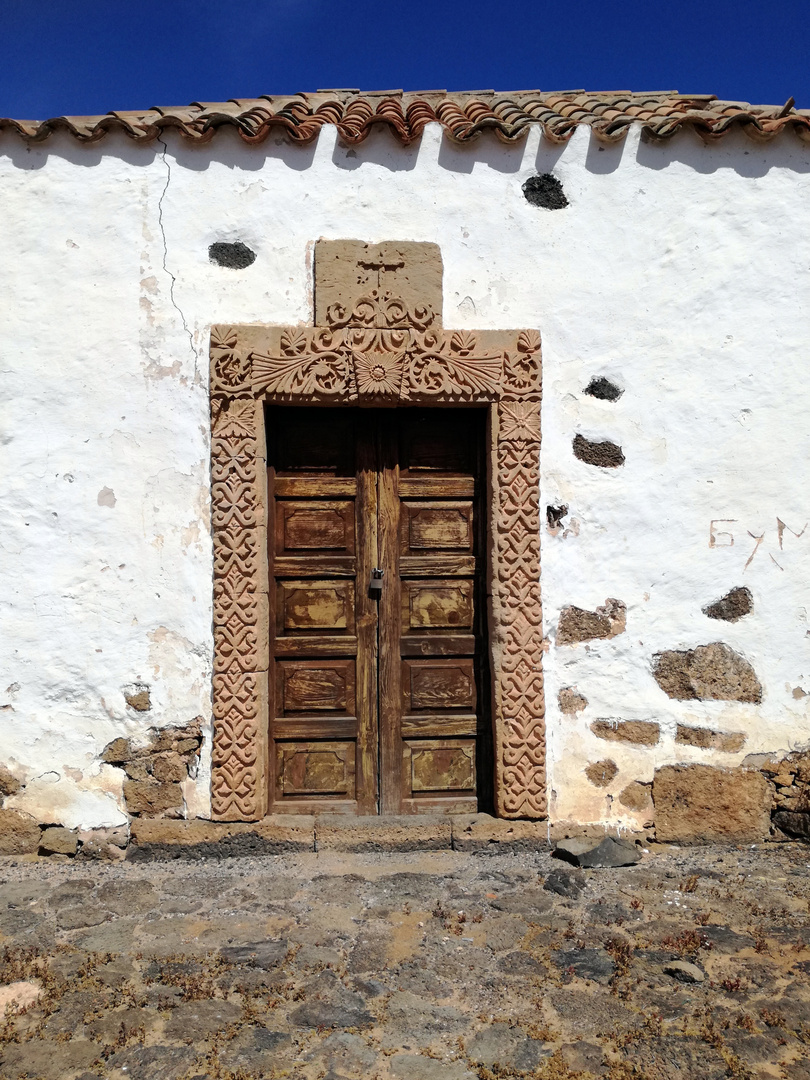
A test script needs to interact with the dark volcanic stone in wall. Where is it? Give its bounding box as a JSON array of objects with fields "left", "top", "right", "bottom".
[
  {"left": 573, "top": 434, "right": 625, "bottom": 468},
  {"left": 703, "top": 586, "right": 753, "bottom": 622},
  {"left": 209, "top": 241, "right": 256, "bottom": 269},
  {"left": 584, "top": 376, "right": 623, "bottom": 402},
  {"left": 522, "top": 173, "right": 568, "bottom": 209},
  {"left": 652, "top": 643, "right": 762, "bottom": 704}
]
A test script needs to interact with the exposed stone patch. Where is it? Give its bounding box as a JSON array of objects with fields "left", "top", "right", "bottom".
[
  {"left": 208, "top": 240, "right": 256, "bottom": 269},
  {"left": 703, "top": 586, "right": 753, "bottom": 622},
  {"left": 573, "top": 434, "right": 625, "bottom": 468},
  {"left": 584, "top": 759, "right": 618, "bottom": 788},
  {"left": 522, "top": 172, "right": 568, "bottom": 209},
  {"left": 102, "top": 719, "right": 202, "bottom": 819},
  {"left": 123, "top": 781, "right": 184, "bottom": 816},
  {"left": 584, "top": 376, "right": 623, "bottom": 402},
  {"left": 557, "top": 598, "right": 626, "bottom": 645},
  {"left": 591, "top": 719, "right": 660, "bottom": 746},
  {"left": 559, "top": 687, "right": 588, "bottom": 715},
  {"left": 653, "top": 764, "right": 771, "bottom": 843},
  {"left": 618, "top": 781, "right": 652, "bottom": 812},
  {"left": 675, "top": 724, "right": 746, "bottom": 753},
  {"left": 546, "top": 504, "right": 568, "bottom": 535},
  {"left": 652, "top": 643, "right": 762, "bottom": 703},
  {"left": 124, "top": 684, "right": 151, "bottom": 711},
  {"left": 0, "top": 809, "right": 40, "bottom": 855},
  {"left": 758, "top": 750, "right": 810, "bottom": 837},
  {"left": 0, "top": 764, "right": 21, "bottom": 802}
]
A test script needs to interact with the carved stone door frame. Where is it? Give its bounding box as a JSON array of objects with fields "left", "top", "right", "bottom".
[{"left": 208, "top": 241, "right": 545, "bottom": 821}]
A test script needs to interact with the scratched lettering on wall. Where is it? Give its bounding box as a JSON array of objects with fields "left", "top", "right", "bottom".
[{"left": 709, "top": 518, "right": 808, "bottom": 571}]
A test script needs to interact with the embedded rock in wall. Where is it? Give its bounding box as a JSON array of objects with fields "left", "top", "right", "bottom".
[
  {"left": 557, "top": 598, "right": 626, "bottom": 646},
  {"left": 591, "top": 719, "right": 660, "bottom": 746},
  {"left": 653, "top": 764, "right": 771, "bottom": 843},
  {"left": 102, "top": 719, "right": 203, "bottom": 819},
  {"left": 39, "top": 826, "right": 78, "bottom": 856},
  {"left": 703, "top": 587, "right": 753, "bottom": 623},
  {"left": 618, "top": 782, "right": 652, "bottom": 812},
  {"left": 572, "top": 434, "right": 625, "bottom": 468},
  {"left": 652, "top": 643, "right": 762, "bottom": 704},
  {"left": 584, "top": 376, "right": 623, "bottom": 402},
  {"left": 123, "top": 684, "right": 151, "bottom": 712},
  {"left": 0, "top": 765, "right": 21, "bottom": 802},
  {"left": 558, "top": 687, "right": 588, "bottom": 715},
  {"left": 584, "top": 760, "right": 618, "bottom": 788},
  {"left": 0, "top": 809, "right": 40, "bottom": 855},
  {"left": 759, "top": 751, "right": 810, "bottom": 837},
  {"left": 675, "top": 725, "right": 746, "bottom": 753}
]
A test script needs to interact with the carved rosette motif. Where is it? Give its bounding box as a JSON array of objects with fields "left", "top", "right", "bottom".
[{"left": 209, "top": 303, "right": 545, "bottom": 821}]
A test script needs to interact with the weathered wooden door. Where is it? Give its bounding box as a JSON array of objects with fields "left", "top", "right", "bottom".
[{"left": 267, "top": 406, "right": 489, "bottom": 815}]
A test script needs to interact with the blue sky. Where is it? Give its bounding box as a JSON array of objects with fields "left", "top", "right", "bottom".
[{"left": 0, "top": 0, "right": 806, "bottom": 119}]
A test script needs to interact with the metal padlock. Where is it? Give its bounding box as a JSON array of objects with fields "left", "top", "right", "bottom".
[{"left": 369, "top": 568, "right": 384, "bottom": 594}]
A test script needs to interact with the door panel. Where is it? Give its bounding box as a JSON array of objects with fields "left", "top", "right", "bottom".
[
  {"left": 403, "top": 580, "right": 474, "bottom": 630},
  {"left": 268, "top": 408, "right": 377, "bottom": 815},
  {"left": 276, "top": 501, "right": 356, "bottom": 552},
  {"left": 403, "top": 502, "right": 475, "bottom": 551},
  {"left": 381, "top": 409, "right": 487, "bottom": 814},
  {"left": 267, "top": 406, "right": 488, "bottom": 815}
]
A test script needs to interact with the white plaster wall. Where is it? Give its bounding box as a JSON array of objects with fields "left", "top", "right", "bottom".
[{"left": 1, "top": 120, "right": 808, "bottom": 829}]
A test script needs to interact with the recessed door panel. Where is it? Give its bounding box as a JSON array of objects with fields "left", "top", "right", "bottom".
[
  {"left": 278, "top": 581, "right": 355, "bottom": 632},
  {"left": 277, "top": 742, "right": 355, "bottom": 795},
  {"left": 278, "top": 660, "right": 355, "bottom": 714},
  {"left": 276, "top": 501, "right": 355, "bottom": 554},
  {"left": 406, "top": 740, "right": 476, "bottom": 792},
  {"left": 404, "top": 580, "right": 474, "bottom": 631},
  {"left": 404, "top": 503, "right": 474, "bottom": 552},
  {"left": 404, "top": 659, "right": 477, "bottom": 711}
]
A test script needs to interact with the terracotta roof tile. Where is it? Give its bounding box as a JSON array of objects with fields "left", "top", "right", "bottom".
[{"left": 1, "top": 90, "right": 808, "bottom": 147}]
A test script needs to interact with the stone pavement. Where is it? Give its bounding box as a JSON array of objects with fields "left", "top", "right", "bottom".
[{"left": 1, "top": 842, "right": 810, "bottom": 1079}]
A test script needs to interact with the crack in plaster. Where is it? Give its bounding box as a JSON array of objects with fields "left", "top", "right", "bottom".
[{"left": 157, "top": 138, "right": 196, "bottom": 376}]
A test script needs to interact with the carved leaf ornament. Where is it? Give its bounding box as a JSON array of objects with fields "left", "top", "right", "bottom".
[{"left": 210, "top": 278, "right": 544, "bottom": 820}]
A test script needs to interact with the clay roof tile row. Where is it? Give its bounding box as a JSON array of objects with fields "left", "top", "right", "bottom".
[{"left": 1, "top": 90, "right": 808, "bottom": 148}]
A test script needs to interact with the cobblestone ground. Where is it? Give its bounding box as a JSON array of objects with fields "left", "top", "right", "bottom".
[{"left": 1, "top": 843, "right": 810, "bottom": 1079}]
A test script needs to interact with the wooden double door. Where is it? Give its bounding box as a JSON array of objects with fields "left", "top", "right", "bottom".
[{"left": 267, "top": 406, "right": 491, "bottom": 815}]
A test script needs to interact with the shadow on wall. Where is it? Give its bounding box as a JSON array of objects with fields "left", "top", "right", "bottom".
[
  {"left": 636, "top": 126, "right": 810, "bottom": 177},
  {"left": 3, "top": 121, "right": 808, "bottom": 179},
  {"left": 0, "top": 124, "right": 319, "bottom": 174}
]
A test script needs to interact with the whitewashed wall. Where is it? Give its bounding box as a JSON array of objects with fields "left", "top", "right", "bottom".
[{"left": 1, "top": 121, "right": 809, "bottom": 830}]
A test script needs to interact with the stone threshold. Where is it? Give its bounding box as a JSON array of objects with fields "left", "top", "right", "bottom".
[{"left": 127, "top": 813, "right": 553, "bottom": 860}]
